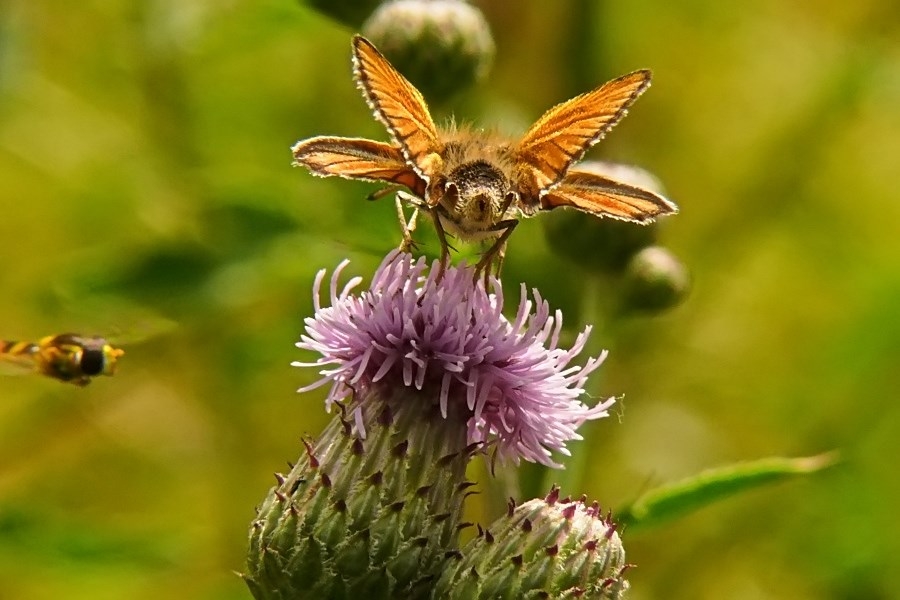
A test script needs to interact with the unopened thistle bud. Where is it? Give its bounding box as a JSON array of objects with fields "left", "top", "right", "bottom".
[
  {"left": 305, "top": 0, "right": 382, "bottom": 28},
  {"left": 543, "top": 161, "right": 668, "bottom": 274},
  {"left": 245, "top": 393, "right": 475, "bottom": 599},
  {"left": 433, "top": 486, "right": 631, "bottom": 599},
  {"left": 362, "top": 0, "right": 495, "bottom": 103},
  {"left": 621, "top": 245, "right": 690, "bottom": 313}
]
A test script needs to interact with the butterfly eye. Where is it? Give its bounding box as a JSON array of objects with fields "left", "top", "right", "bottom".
[{"left": 444, "top": 181, "right": 460, "bottom": 201}]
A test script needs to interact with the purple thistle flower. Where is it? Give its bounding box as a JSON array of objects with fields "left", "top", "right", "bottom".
[{"left": 294, "top": 252, "right": 615, "bottom": 467}]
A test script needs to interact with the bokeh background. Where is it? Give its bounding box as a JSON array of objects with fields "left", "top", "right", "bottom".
[{"left": 1, "top": 1, "right": 899, "bottom": 598}]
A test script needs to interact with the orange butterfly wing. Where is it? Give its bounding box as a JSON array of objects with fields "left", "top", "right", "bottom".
[
  {"left": 352, "top": 35, "right": 442, "bottom": 183},
  {"left": 514, "top": 70, "right": 652, "bottom": 203},
  {"left": 292, "top": 136, "right": 426, "bottom": 195},
  {"left": 541, "top": 168, "right": 678, "bottom": 223}
]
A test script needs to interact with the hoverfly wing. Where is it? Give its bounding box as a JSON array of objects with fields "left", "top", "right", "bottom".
[
  {"left": 352, "top": 35, "right": 442, "bottom": 183},
  {"left": 514, "top": 70, "right": 652, "bottom": 203},
  {"left": 292, "top": 136, "right": 426, "bottom": 195},
  {"left": 541, "top": 169, "right": 678, "bottom": 223}
]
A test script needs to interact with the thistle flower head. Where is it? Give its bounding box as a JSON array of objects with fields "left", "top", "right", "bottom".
[{"left": 295, "top": 252, "right": 614, "bottom": 467}]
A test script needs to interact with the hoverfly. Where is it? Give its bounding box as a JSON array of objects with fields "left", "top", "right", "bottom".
[
  {"left": 0, "top": 334, "right": 124, "bottom": 386},
  {"left": 292, "top": 35, "right": 678, "bottom": 275}
]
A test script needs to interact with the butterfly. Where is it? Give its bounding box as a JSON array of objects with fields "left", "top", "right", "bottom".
[{"left": 292, "top": 35, "right": 677, "bottom": 275}]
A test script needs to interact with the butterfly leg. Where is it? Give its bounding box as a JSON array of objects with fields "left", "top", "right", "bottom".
[
  {"left": 474, "top": 219, "right": 518, "bottom": 283},
  {"left": 493, "top": 243, "right": 507, "bottom": 279},
  {"left": 427, "top": 209, "right": 454, "bottom": 280},
  {"left": 368, "top": 184, "right": 404, "bottom": 202},
  {"left": 394, "top": 191, "right": 421, "bottom": 253}
]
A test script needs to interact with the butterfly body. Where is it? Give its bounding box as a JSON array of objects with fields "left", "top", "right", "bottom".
[
  {"left": 292, "top": 35, "right": 678, "bottom": 272},
  {"left": 423, "top": 129, "right": 520, "bottom": 241}
]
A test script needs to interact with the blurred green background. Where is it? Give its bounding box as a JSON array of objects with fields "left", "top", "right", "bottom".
[{"left": 1, "top": 1, "right": 899, "bottom": 598}]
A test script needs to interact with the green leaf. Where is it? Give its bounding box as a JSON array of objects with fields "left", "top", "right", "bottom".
[{"left": 617, "top": 452, "right": 839, "bottom": 531}]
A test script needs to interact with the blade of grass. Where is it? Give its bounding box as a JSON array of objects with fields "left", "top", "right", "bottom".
[{"left": 617, "top": 452, "right": 839, "bottom": 531}]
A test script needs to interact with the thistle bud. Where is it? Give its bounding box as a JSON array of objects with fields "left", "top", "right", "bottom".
[
  {"left": 362, "top": 0, "right": 495, "bottom": 103},
  {"left": 305, "top": 0, "right": 382, "bottom": 28},
  {"left": 542, "top": 161, "right": 668, "bottom": 274},
  {"left": 620, "top": 245, "right": 690, "bottom": 313},
  {"left": 244, "top": 393, "right": 474, "bottom": 598},
  {"left": 543, "top": 210, "right": 659, "bottom": 274},
  {"left": 433, "top": 486, "right": 631, "bottom": 599}
]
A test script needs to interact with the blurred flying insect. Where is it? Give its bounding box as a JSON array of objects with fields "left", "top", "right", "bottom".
[
  {"left": 292, "top": 35, "right": 678, "bottom": 275},
  {"left": 0, "top": 334, "right": 124, "bottom": 386}
]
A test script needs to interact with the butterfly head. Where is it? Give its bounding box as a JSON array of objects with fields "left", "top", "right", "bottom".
[{"left": 437, "top": 159, "right": 516, "bottom": 235}]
